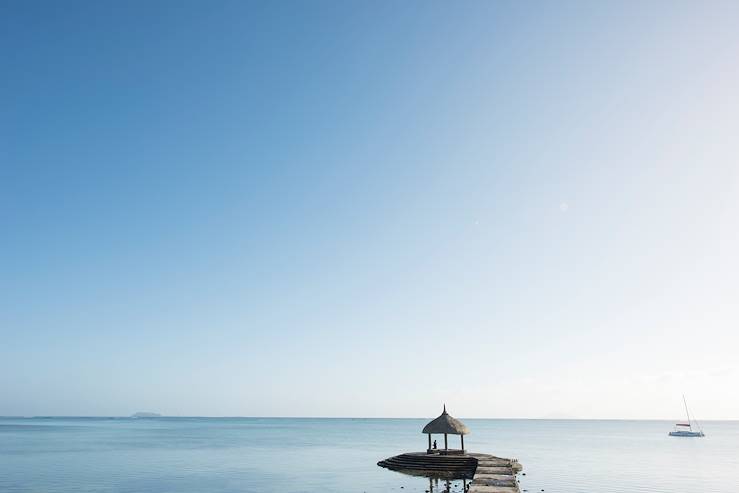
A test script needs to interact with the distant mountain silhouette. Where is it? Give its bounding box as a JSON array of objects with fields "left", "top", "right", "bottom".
[{"left": 131, "top": 412, "right": 162, "bottom": 418}]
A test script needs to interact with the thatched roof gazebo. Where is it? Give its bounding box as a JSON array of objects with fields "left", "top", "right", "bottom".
[{"left": 422, "top": 405, "right": 469, "bottom": 454}]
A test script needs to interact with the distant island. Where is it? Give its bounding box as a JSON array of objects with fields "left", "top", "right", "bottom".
[{"left": 131, "top": 412, "right": 162, "bottom": 418}]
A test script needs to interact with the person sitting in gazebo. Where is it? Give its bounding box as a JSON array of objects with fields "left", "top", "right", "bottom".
[{"left": 433, "top": 440, "right": 437, "bottom": 449}]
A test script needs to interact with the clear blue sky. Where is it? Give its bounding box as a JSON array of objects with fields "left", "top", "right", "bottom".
[{"left": 2, "top": 1, "right": 738, "bottom": 419}]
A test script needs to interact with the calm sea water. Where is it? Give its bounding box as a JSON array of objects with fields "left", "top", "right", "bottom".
[{"left": 1, "top": 417, "right": 737, "bottom": 493}]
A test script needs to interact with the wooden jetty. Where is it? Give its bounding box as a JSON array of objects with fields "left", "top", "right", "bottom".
[
  {"left": 467, "top": 453, "right": 521, "bottom": 493},
  {"left": 378, "top": 452, "right": 521, "bottom": 492},
  {"left": 378, "top": 406, "right": 522, "bottom": 493}
]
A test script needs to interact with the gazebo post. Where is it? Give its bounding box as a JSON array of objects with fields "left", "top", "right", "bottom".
[
  {"left": 461, "top": 434, "right": 464, "bottom": 451},
  {"left": 428, "top": 433, "right": 431, "bottom": 452},
  {"left": 444, "top": 433, "right": 448, "bottom": 450}
]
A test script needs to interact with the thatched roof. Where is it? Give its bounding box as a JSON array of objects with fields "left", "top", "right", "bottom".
[{"left": 422, "top": 405, "right": 469, "bottom": 435}]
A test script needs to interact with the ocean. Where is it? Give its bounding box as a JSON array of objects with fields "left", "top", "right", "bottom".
[{"left": 1, "top": 417, "right": 737, "bottom": 492}]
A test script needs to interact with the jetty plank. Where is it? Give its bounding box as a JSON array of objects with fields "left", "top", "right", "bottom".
[
  {"left": 467, "top": 486, "right": 519, "bottom": 493},
  {"left": 475, "top": 467, "right": 513, "bottom": 474},
  {"left": 475, "top": 473, "right": 515, "bottom": 481}
]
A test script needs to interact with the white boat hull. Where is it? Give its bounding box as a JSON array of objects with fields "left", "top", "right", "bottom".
[{"left": 669, "top": 430, "right": 704, "bottom": 437}]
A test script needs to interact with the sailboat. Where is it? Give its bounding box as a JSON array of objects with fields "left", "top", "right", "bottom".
[{"left": 668, "top": 395, "right": 705, "bottom": 437}]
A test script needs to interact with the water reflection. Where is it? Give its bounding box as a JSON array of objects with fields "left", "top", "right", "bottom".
[
  {"left": 386, "top": 471, "right": 470, "bottom": 493},
  {"left": 424, "top": 476, "right": 469, "bottom": 493}
]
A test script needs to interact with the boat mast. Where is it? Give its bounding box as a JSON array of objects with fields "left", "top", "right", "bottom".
[{"left": 682, "top": 394, "right": 692, "bottom": 431}]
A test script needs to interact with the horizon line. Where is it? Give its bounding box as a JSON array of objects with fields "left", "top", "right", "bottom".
[{"left": 3, "top": 415, "right": 738, "bottom": 421}]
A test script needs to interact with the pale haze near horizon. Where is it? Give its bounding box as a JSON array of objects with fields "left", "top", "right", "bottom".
[{"left": 2, "top": 1, "right": 739, "bottom": 420}]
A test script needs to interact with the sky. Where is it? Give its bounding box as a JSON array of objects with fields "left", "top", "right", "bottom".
[{"left": 2, "top": 1, "right": 739, "bottom": 420}]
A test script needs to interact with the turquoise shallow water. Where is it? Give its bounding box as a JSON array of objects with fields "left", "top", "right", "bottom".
[{"left": 1, "top": 417, "right": 737, "bottom": 492}]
